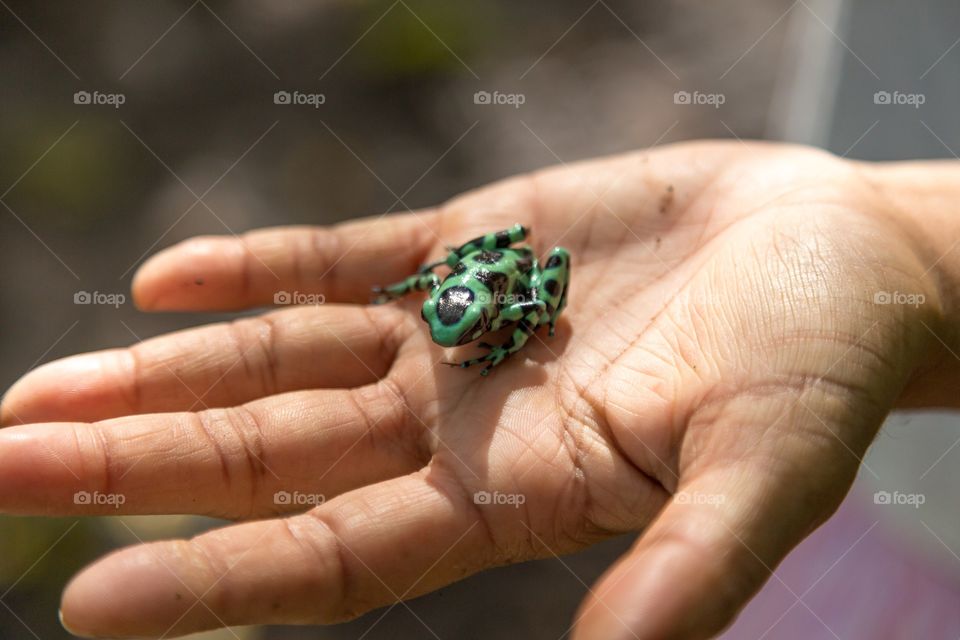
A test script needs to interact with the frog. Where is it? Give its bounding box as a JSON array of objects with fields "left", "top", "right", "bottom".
[{"left": 372, "top": 223, "right": 570, "bottom": 375}]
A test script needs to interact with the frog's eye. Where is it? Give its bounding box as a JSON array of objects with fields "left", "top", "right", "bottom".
[{"left": 436, "top": 286, "right": 474, "bottom": 326}]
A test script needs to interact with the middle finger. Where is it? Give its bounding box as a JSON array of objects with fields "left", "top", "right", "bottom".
[
  {"left": 1, "top": 304, "right": 412, "bottom": 425},
  {"left": 0, "top": 381, "right": 430, "bottom": 518}
]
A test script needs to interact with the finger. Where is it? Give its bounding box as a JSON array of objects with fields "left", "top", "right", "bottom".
[
  {"left": 0, "top": 381, "right": 427, "bottom": 518},
  {"left": 60, "top": 468, "right": 493, "bottom": 638},
  {"left": 571, "top": 404, "right": 877, "bottom": 640},
  {"left": 1, "top": 304, "right": 406, "bottom": 425},
  {"left": 132, "top": 212, "right": 440, "bottom": 311}
]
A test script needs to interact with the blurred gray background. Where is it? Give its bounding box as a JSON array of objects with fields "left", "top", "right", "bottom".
[{"left": 1, "top": 1, "right": 958, "bottom": 638}]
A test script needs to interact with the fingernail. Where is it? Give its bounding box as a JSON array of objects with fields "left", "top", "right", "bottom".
[{"left": 59, "top": 607, "right": 83, "bottom": 636}]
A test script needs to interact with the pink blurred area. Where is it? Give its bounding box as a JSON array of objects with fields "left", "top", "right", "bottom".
[{"left": 723, "top": 487, "right": 960, "bottom": 639}]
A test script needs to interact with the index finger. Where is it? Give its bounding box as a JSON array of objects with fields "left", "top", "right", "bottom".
[{"left": 133, "top": 211, "right": 440, "bottom": 311}]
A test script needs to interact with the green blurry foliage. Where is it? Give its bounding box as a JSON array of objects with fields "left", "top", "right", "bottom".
[
  {"left": 2, "top": 116, "right": 148, "bottom": 232},
  {"left": 0, "top": 517, "right": 94, "bottom": 588},
  {"left": 352, "top": 1, "right": 494, "bottom": 77}
]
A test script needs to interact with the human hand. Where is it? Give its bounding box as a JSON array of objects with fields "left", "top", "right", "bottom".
[{"left": 1, "top": 141, "right": 952, "bottom": 639}]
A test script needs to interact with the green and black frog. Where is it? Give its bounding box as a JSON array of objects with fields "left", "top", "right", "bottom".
[{"left": 372, "top": 224, "right": 570, "bottom": 375}]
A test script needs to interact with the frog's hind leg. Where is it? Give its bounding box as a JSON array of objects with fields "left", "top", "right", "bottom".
[
  {"left": 440, "top": 223, "right": 529, "bottom": 267},
  {"left": 371, "top": 272, "right": 439, "bottom": 304},
  {"left": 449, "top": 300, "right": 545, "bottom": 375},
  {"left": 536, "top": 247, "right": 571, "bottom": 336},
  {"left": 416, "top": 258, "right": 448, "bottom": 274}
]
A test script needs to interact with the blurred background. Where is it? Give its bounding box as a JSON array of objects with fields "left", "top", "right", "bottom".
[{"left": 1, "top": 0, "right": 958, "bottom": 638}]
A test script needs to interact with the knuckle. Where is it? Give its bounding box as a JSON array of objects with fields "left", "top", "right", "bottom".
[
  {"left": 306, "top": 227, "right": 342, "bottom": 296},
  {"left": 362, "top": 303, "right": 414, "bottom": 359},
  {"left": 121, "top": 346, "right": 146, "bottom": 412},
  {"left": 234, "top": 315, "right": 282, "bottom": 397},
  {"left": 347, "top": 379, "right": 429, "bottom": 468},
  {"left": 420, "top": 463, "right": 505, "bottom": 563},
  {"left": 189, "top": 407, "right": 269, "bottom": 516},
  {"left": 292, "top": 510, "right": 356, "bottom": 621},
  {"left": 82, "top": 424, "right": 120, "bottom": 499}
]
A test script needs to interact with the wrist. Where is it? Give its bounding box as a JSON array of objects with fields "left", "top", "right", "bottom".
[
  {"left": 861, "top": 160, "right": 960, "bottom": 314},
  {"left": 859, "top": 159, "right": 960, "bottom": 405}
]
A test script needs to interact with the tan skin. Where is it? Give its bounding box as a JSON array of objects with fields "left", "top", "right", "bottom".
[{"left": 1, "top": 140, "right": 958, "bottom": 639}]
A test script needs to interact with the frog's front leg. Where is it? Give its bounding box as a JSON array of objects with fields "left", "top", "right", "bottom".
[
  {"left": 371, "top": 272, "right": 439, "bottom": 304},
  {"left": 453, "top": 300, "right": 546, "bottom": 375}
]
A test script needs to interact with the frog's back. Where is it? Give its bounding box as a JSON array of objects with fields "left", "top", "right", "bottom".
[
  {"left": 445, "top": 247, "right": 533, "bottom": 301},
  {"left": 460, "top": 247, "right": 532, "bottom": 272}
]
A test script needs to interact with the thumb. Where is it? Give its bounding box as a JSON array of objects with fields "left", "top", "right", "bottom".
[{"left": 571, "top": 430, "right": 867, "bottom": 640}]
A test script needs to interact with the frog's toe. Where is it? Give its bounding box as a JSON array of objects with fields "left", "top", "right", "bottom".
[{"left": 370, "top": 287, "right": 391, "bottom": 304}]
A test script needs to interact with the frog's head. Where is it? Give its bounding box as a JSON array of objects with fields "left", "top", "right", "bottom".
[{"left": 421, "top": 285, "right": 490, "bottom": 347}]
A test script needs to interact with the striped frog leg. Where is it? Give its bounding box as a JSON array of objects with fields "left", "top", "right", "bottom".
[
  {"left": 371, "top": 272, "right": 440, "bottom": 304},
  {"left": 454, "top": 299, "right": 546, "bottom": 375},
  {"left": 532, "top": 247, "right": 570, "bottom": 336},
  {"left": 374, "top": 223, "right": 530, "bottom": 298},
  {"left": 439, "top": 223, "right": 529, "bottom": 268}
]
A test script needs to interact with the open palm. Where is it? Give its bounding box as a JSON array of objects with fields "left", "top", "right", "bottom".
[{"left": 0, "top": 141, "right": 941, "bottom": 639}]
